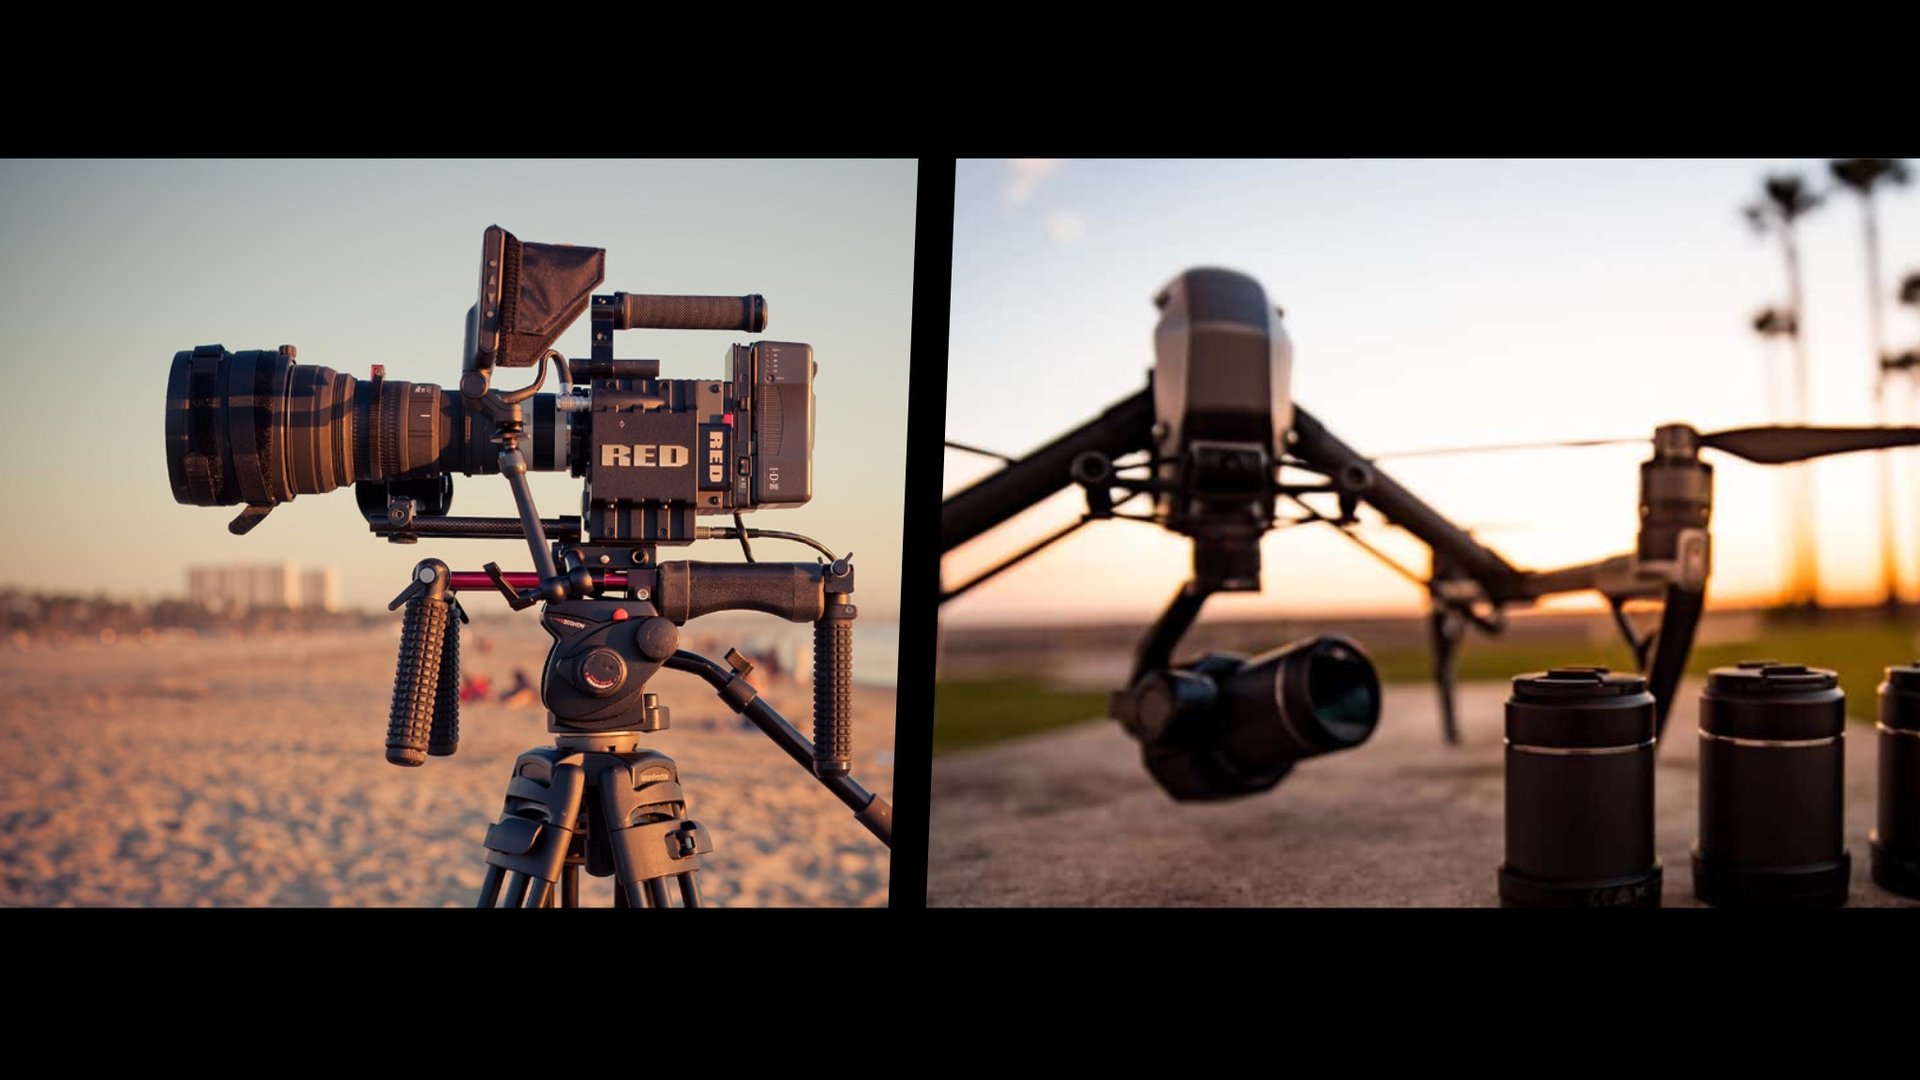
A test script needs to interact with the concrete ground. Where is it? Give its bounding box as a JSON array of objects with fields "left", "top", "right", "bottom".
[{"left": 929, "top": 681, "right": 1917, "bottom": 907}]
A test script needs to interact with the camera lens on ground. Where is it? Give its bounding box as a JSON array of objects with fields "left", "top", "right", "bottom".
[
  {"left": 1500, "top": 667, "right": 1661, "bottom": 908},
  {"left": 165, "top": 345, "right": 473, "bottom": 509},
  {"left": 1873, "top": 661, "right": 1920, "bottom": 899},
  {"left": 1693, "top": 661, "right": 1850, "bottom": 908}
]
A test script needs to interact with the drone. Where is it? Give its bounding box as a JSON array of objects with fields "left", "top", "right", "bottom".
[{"left": 940, "top": 268, "right": 1920, "bottom": 801}]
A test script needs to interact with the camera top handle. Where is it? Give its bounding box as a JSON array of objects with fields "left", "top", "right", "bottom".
[{"left": 604, "top": 292, "right": 767, "bottom": 333}]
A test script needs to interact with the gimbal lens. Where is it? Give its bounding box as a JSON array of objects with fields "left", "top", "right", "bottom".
[
  {"left": 165, "top": 345, "right": 473, "bottom": 508},
  {"left": 1500, "top": 667, "right": 1661, "bottom": 908},
  {"left": 1872, "top": 661, "right": 1920, "bottom": 899},
  {"left": 1221, "top": 636, "right": 1380, "bottom": 768},
  {"left": 1693, "top": 662, "right": 1849, "bottom": 908},
  {"left": 1126, "top": 635, "right": 1381, "bottom": 801}
]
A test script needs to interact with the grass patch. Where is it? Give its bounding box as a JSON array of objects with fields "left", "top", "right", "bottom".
[
  {"left": 933, "top": 677, "right": 1111, "bottom": 753},
  {"left": 937, "top": 619, "right": 1918, "bottom": 753},
  {"left": 1370, "top": 621, "right": 1913, "bottom": 724}
]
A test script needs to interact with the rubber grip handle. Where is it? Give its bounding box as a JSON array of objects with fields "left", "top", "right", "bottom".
[
  {"left": 615, "top": 292, "right": 767, "bottom": 332},
  {"left": 427, "top": 606, "right": 459, "bottom": 757},
  {"left": 812, "top": 610, "right": 853, "bottom": 777},
  {"left": 387, "top": 596, "right": 449, "bottom": 766}
]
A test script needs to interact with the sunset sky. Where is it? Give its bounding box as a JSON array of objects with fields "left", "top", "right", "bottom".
[
  {"left": 944, "top": 159, "right": 1920, "bottom": 627},
  {"left": 0, "top": 160, "right": 917, "bottom": 619}
]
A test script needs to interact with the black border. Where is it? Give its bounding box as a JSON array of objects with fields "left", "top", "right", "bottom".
[{"left": 887, "top": 159, "right": 953, "bottom": 911}]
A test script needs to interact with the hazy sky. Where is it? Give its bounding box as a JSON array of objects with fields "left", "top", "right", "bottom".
[
  {"left": 945, "top": 159, "right": 1920, "bottom": 627},
  {"left": 0, "top": 159, "right": 917, "bottom": 618}
]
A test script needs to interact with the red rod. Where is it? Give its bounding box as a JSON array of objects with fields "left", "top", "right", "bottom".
[{"left": 446, "top": 571, "right": 630, "bottom": 593}]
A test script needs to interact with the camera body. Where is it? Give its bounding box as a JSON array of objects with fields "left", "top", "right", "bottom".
[{"left": 575, "top": 337, "right": 813, "bottom": 545}]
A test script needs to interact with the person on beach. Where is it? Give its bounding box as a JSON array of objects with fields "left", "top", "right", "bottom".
[{"left": 500, "top": 669, "right": 537, "bottom": 709}]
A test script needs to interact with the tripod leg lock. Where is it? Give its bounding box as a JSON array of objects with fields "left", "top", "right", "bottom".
[
  {"left": 608, "top": 819, "right": 713, "bottom": 883},
  {"left": 597, "top": 753, "right": 712, "bottom": 893},
  {"left": 480, "top": 752, "right": 587, "bottom": 889}
]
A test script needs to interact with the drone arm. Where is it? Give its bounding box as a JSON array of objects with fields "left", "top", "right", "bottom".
[
  {"left": 940, "top": 517, "right": 1094, "bottom": 604},
  {"left": 1509, "top": 556, "right": 1631, "bottom": 601},
  {"left": 1288, "top": 405, "right": 1527, "bottom": 602},
  {"left": 941, "top": 386, "right": 1155, "bottom": 553}
]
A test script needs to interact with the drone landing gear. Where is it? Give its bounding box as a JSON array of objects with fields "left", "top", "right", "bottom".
[
  {"left": 478, "top": 743, "right": 713, "bottom": 909},
  {"left": 1428, "top": 607, "right": 1464, "bottom": 746}
]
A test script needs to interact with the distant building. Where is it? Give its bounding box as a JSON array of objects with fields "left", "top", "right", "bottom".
[
  {"left": 188, "top": 562, "right": 338, "bottom": 613},
  {"left": 301, "top": 567, "right": 340, "bottom": 613}
]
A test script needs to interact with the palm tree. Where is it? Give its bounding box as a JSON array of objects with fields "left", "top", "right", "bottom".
[
  {"left": 1751, "top": 305, "right": 1799, "bottom": 604},
  {"left": 1831, "top": 159, "right": 1912, "bottom": 610},
  {"left": 1745, "top": 173, "right": 1823, "bottom": 611}
]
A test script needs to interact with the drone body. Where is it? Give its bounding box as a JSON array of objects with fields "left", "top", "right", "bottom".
[{"left": 942, "top": 268, "right": 1920, "bottom": 800}]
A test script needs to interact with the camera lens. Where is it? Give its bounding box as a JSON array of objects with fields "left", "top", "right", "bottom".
[
  {"left": 1872, "top": 661, "right": 1920, "bottom": 899},
  {"left": 1500, "top": 667, "right": 1661, "bottom": 908},
  {"left": 1693, "top": 661, "right": 1849, "bottom": 908},
  {"left": 165, "top": 345, "right": 472, "bottom": 508},
  {"left": 1220, "top": 635, "right": 1380, "bottom": 767},
  {"left": 1127, "top": 635, "right": 1381, "bottom": 801}
]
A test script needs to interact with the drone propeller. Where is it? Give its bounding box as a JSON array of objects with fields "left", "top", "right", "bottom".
[
  {"left": 1373, "top": 425, "right": 1920, "bottom": 466},
  {"left": 1370, "top": 436, "right": 1643, "bottom": 459},
  {"left": 1695, "top": 425, "right": 1920, "bottom": 464}
]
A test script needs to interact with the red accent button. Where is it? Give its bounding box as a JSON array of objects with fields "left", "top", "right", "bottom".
[
  {"left": 723, "top": 413, "right": 734, "bottom": 426},
  {"left": 611, "top": 609, "right": 630, "bottom": 621}
]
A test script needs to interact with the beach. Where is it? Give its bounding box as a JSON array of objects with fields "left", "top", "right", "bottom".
[{"left": 0, "top": 620, "right": 893, "bottom": 907}]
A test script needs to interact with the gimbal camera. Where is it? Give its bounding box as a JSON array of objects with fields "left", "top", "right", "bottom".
[
  {"left": 165, "top": 226, "right": 891, "bottom": 907},
  {"left": 942, "top": 266, "right": 1920, "bottom": 802}
]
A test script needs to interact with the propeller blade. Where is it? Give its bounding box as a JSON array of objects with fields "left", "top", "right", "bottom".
[
  {"left": 1370, "top": 436, "right": 1643, "bottom": 460},
  {"left": 1698, "top": 425, "right": 1920, "bottom": 464}
]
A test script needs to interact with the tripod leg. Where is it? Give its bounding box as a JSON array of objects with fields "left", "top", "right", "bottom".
[
  {"left": 596, "top": 751, "right": 713, "bottom": 909},
  {"left": 502, "top": 873, "right": 532, "bottom": 908},
  {"left": 562, "top": 863, "right": 580, "bottom": 909},
  {"left": 477, "top": 748, "right": 588, "bottom": 909},
  {"left": 678, "top": 872, "right": 702, "bottom": 908},
  {"left": 478, "top": 865, "right": 506, "bottom": 907}
]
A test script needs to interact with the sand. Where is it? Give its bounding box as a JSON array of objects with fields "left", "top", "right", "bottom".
[
  {"left": 929, "top": 681, "right": 1917, "bottom": 907},
  {"left": 0, "top": 621, "right": 893, "bottom": 907}
]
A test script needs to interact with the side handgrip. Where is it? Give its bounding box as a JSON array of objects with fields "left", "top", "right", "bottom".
[
  {"left": 427, "top": 601, "right": 461, "bottom": 757},
  {"left": 388, "top": 595, "right": 449, "bottom": 766},
  {"left": 812, "top": 607, "right": 854, "bottom": 777}
]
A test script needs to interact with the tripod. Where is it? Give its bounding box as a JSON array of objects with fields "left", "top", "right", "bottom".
[{"left": 383, "top": 555, "right": 894, "bottom": 908}]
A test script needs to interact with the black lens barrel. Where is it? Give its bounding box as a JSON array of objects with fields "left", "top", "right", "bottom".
[
  {"left": 1500, "top": 667, "right": 1662, "bottom": 908},
  {"left": 1127, "top": 636, "right": 1380, "bottom": 801},
  {"left": 1693, "top": 662, "right": 1849, "bottom": 908},
  {"left": 1220, "top": 636, "right": 1380, "bottom": 771},
  {"left": 166, "top": 345, "right": 570, "bottom": 511},
  {"left": 1873, "top": 661, "right": 1920, "bottom": 899}
]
